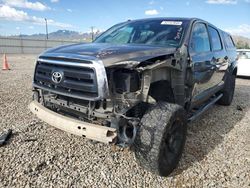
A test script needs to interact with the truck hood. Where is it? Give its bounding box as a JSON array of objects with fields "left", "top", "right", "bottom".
[{"left": 42, "top": 43, "right": 177, "bottom": 67}]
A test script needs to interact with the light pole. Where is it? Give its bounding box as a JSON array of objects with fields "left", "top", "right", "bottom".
[
  {"left": 90, "top": 26, "right": 94, "bottom": 42},
  {"left": 45, "top": 18, "right": 48, "bottom": 40}
]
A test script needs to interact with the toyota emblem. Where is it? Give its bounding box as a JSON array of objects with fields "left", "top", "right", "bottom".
[{"left": 51, "top": 71, "right": 63, "bottom": 84}]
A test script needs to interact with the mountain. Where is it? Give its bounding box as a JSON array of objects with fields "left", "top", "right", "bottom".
[
  {"left": 232, "top": 35, "right": 250, "bottom": 49},
  {"left": 5, "top": 30, "right": 103, "bottom": 42}
]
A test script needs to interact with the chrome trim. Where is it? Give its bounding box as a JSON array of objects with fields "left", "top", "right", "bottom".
[
  {"left": 34, "top": 56, "right": 109, "bottom": 101},
  {"left": 33, "top": 83, "right": 98, "bottom": 101},
  {"left": 37, "top": 58, "right": 93, "bottom": 67},
  {"left": 39, "top": 52, "right": 98, "bottom": 61}
]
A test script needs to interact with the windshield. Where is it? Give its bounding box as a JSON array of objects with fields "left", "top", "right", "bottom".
[{"left": 94, "top": 19, "right": 189, "bottom": 47}]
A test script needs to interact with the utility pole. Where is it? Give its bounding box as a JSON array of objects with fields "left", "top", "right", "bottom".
[
  {"left": 45, "top": 18, "right": 48, "bottom": 40},
  {"left": 90, "top": 26, "right": 94, "bottom": 42}
]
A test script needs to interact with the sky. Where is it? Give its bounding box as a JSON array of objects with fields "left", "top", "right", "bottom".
[{"left": 0, "top": 0, "right": 250, "bottom": 37}]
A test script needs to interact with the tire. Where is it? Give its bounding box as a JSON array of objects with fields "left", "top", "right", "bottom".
[
  {"left": 217, "top": 73, "right": 236, "bottom": 106},
  {"left": 134, "top": 102, "right": 187, "bottom": 176}
]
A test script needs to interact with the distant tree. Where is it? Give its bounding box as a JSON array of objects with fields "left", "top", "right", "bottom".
[
  {"left": 236, "top": 41, "right": 250, "bottom": 49},
  {"left": 244, "top": 42, "right": 250, "bottom": 49},
  {"left": 236, "top": 41, "right": 244, "bottom": 49}
]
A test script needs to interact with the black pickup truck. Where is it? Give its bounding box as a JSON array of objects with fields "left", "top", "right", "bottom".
[{"left": 29, "top": 17, "right": 237, "bottom": 176}]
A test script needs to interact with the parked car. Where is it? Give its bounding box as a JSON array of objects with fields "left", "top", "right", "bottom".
[
  {"left": 29, "top": 18, "right": 237, "bottom": 176},
  {"left": 237, "top": 49, "right": 250, "bottom": 77}
]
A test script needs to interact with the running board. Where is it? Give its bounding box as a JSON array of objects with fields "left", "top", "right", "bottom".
[{"left": 188, "top": 94, "right": 223, "bottom": 122}]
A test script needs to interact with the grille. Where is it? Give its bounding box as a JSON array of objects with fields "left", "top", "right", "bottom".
[{"left": 34, "top": 60, "right": 98, "bottom": 99}]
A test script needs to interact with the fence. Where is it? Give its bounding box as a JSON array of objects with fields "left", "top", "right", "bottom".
[{"left": 0, "top": 37, "right": 79, "bottom": 54}]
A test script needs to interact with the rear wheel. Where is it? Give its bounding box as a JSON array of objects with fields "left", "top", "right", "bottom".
[
  {"left": 134, "top": 102, "right": 187, "bottom": 176},
  {"left": 218, "top": 73, "right": 236, "bottom": 106}
]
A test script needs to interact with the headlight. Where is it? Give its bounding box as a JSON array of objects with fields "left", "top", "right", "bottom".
[{"left": 113, "top": 69, "right": 140, "bottom": 94}]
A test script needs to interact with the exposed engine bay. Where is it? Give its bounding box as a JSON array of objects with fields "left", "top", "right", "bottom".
[{"left": 35, "top": 67, "right": 147, "bottom": 146}]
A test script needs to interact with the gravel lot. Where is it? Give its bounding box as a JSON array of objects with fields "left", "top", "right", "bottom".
[{"left": 0, "top": 55, "right": 249, "bottom": 187}]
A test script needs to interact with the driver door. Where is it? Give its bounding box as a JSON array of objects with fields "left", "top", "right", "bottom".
[{"left": 189, "top": 22, "right": 217, "bottom": 104}]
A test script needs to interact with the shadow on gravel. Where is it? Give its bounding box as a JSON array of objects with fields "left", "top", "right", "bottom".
[
  {"left": 171, "top": 84, "right": 249, "bottom": 176},
  {"left": 237, "top": 76, "right": 250, "bottom": 79}
]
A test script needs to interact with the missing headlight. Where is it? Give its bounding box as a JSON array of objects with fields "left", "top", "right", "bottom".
[{"left": 113, "top": 69, "right": 141, "bottom": 94}]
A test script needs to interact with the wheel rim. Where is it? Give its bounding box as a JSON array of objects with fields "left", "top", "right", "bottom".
[{"left": 163, "top": 120, "right": 185, "bottom": 164}]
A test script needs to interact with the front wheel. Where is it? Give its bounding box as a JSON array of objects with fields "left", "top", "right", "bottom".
[{"left": 134, "top": 102, "right": 187, "bottom": 176}]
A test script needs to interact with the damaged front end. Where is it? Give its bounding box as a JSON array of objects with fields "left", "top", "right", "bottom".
[{"left": 30, "top": 47, "right": 185, "bottom": 146}]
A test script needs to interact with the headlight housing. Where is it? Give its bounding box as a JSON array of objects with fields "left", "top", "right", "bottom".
[{"left": 114, "top": 61, "right": 140, "bottom": 68}]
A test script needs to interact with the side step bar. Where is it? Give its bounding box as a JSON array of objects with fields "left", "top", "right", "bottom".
[{"left": 188, "top": 94, "right": 223, "bottom": 122}]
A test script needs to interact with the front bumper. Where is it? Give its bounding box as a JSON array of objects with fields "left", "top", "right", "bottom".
[{"left": 29, "top": 101, "right": 117, "bottom": 144}]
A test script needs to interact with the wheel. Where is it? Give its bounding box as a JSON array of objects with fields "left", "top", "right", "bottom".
[
  {"left": 217, "top": 72, "right": 236, "bottom": 106},
  {"left": 134, "top": 102, "right": 187, "bottom": 176}
]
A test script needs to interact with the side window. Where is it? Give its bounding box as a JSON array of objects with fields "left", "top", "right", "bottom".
[
  {"left": 190, "top": 23, "right": 210, "bottom": 53},
  {"left": 223, "top": 33, "right": 235, "bottom": 49},
  {"left": 208, "top": 26, "right": 222, "bottom": 51}
]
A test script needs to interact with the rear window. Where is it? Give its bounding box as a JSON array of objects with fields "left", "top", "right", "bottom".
[
  {"left": 208, "top": 26, "right": 222, "bottom": 51},
  {"left": 223, "top": 33, "right": 235, "bottom": 49}
]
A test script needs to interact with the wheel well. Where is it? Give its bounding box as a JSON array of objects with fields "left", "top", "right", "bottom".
[{"left": 148, "top": 80, "right": 175, "bottom": 103}]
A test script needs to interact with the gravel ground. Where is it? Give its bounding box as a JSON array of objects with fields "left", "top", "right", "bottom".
[{"left": 0, "top": 55, "right": 249, "bottom": 188}]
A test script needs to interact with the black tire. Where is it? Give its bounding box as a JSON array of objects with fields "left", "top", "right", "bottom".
[
  {"left": 217, "top": 73, "right": 236, "bottom": 106},
  {"left": 134, "top": 102, "right": 187, "bottom": 176}
]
